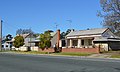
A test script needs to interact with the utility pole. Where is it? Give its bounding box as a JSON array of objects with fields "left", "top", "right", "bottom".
[{"left": 0, "top": 18, "right": 2, "bottom": 51}]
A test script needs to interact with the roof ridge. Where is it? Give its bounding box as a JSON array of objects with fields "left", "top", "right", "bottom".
[
  {"left": 66, "top": 28, "right": 108, "bottom": 37},
  {"left": 79, "top": 28, "right": 107, "bottom": 31}
]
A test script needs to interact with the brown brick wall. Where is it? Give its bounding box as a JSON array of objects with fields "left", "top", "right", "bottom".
[
  {"left": 62, "top": 48, "right": 100, "bottom": 53},
  {"left": 38, "top": 48, "right": 54, "bottom": 52},
  {"left": 38, "top": 48, "right": 100, "bottom": 53}
]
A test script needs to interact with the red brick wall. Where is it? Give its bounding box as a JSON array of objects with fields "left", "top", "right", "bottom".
[
  {"left": 38, "top": 48, "right": 100, "bottom": 53},
  {"left": 38, "top": 48, "right": 54, "bottom": 52},
  {"left": 62, "top": 48, "right": 100, "bottom": 53}
]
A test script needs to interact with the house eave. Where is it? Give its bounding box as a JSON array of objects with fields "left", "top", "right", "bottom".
[{"left": 66, "top": 34, "right": 101, "bottom": 39}]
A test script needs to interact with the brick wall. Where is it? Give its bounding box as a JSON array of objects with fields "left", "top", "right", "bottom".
[
  {"left": 38, "top": 48, "right": 54, "bottom": 52},
  {"left": 62, "top": 48, "right": 100, "bottom": 53},
  {"left": 38, "top": 48, "right": 100, "bottom": 53}
]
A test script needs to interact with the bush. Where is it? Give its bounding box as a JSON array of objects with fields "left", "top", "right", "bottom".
[{"left": 13, "top": 35, "right": 24, "bottom": 48}]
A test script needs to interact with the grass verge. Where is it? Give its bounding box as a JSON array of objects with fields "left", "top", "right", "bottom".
[
  {"left": 6, "top": 51, "right": 92, "bottom": 56},
  {"left": 110, "top": 54, "right": 120, "bottom": 58},
  {"left": 53, "top": 52, "right": 92, "bottom": 56},
  {"left": 9, "top": 51, "right": 49, "bottom": 54}
]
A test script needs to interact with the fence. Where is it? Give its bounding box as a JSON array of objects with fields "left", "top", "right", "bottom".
[{"left": 38, "top": 47, "right": 100, "bottom": 53}]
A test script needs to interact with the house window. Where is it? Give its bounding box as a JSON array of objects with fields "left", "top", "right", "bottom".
[
  {"left": 88, "top": 39, "right": 92, "bottom": 45},
  {"left": 10, "top": 45, "right": 12, "bottom": 48},
  {"left": 6, "top": 45, "right": 8, "bottom": 47},
  {"left": 2, "top": 45, "right": 4, "bottom": 48},
  {"left": 73, "top": 40, "right": 78, "bottom": 46},
  {"left": 81, "top": 40, "right": 84, "bottom": 45}
]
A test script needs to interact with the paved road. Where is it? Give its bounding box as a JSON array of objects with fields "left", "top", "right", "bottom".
[{"left": 0, "top": 53, "right": 120, "bottom": 72}]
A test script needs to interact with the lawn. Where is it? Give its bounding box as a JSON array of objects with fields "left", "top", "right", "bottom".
[
  {"left": 110, "top": 54, "right": 120, "bottom": 58},
  {"left": 102, "top": 51, "right": 120, "bottom": 58},
  {"left": 9, "top": 51, "right": 48, "bottom": 54},
  {"left": 7, "top": 51, "right": 92, "bottom": 56},
  {"left": 53, "top": 52, "right": 92, "bottom": 56}
]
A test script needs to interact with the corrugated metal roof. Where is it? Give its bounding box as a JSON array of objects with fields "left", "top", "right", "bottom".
[
  {"left": 16, "top": 34, "right": 30, "bottom": 38},
  {"left": 93, "top": 38, "right": 120, "bottom": 42},
  {"left": 50, "top": 32, "right": 57, "bottom": 37},
  {"left": 28, "top": 40, "right": 40, "bottom": 43},
  {"left": 66, "top": 28, "right": 108, "bottom": 37}
]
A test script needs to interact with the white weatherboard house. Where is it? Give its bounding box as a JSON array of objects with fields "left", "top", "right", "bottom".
[
  {"left": 11, "top": 33, "right": 37, "bottom": 51},
  {"left": 66, "top": 28, "right": 120, "bottom": 51},
  {"left": 2, "top": 41, "right": 12, "bottom": 50}
]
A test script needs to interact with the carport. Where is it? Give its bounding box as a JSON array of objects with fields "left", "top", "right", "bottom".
[{"left": 93, "top": 38, "right": 120, "bottom": 51}]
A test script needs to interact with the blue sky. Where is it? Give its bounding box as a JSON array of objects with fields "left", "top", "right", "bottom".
[{"left": 0, "top": 0, "right": 103, "bottom": 36}]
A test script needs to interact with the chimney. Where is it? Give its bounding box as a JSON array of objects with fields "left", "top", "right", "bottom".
[{"left": 57, "top": 29, "right": 60, "bottom": 48}]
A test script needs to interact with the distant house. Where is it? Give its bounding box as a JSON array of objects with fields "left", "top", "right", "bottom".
[
  {"left": 28, "top": 35, "right": 40, "bottom": 51},
  {"left": 2, "top": 40, "right": 13, "bottom": 50},
  {"left": 65, "top": 28, "right": 120, "bottom": 51},
  {"left": 10, "top": 33, "right": 37, "bottom": 51},
  {"left": 28, "top": 30, "right": 61, "bottom": 51},
  {"left": 51, "top": 30, "right": 60, "bottom": 48},
  {"left": 29, "top": 31, "right": 59, "bottom": 47},
  {"left": 28, "top": 30, "right": 61, "bottom": 48},
  {"left": 15, "top": 33, "right": 36, "bottom": 47},
  {"left": 2, "top": 42, "right": 12, "bottom": 50}
]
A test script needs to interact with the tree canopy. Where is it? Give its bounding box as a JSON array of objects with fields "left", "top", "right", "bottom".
[
  {"left": 16, "top": 28, "right": 34, "bottom": 35},
  {"left": 5, "top": 34, "right": 13, "bottom": 41},
  {"left": 98, "top": 0, "right": 120, "bottom": 33},
  {"left": 61, "top": 29, "right": 74, "bottom": 39},
  {"left": 13, "top": 36, "right": 24, "bottom": 48},
  {"left": 39, "top": 31, "right": 51, "bottom": 50}
]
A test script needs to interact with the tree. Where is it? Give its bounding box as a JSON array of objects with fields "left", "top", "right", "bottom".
[
  {"left": 33, "top": 33, "right": 40, "bottom": 37},
  {"left": 66, "top": 29, "right": 74, "bottom": 35},
  {"left": 61, "top": 29, "right": 74, "bottom": 39},
  {"left": 60, "top": 32, "right": 66, "bottom": 39},
  {"left": 5, "top": 34, "right": 13, "bottom": 41},
  {"left": 98, "top": 0, "right": 120, "bottom": 33},
  {"left": 16, "top": 28, "right": 34, "bottom": 35},
  {"left": 16, "top": 28, "right": 22, "bottom": 35},
  {"left": 39, "top": 31, "right": 51, "bottom": 50},
  {"left": 13, "top": 36, "right": 24, "bottom": 48}
]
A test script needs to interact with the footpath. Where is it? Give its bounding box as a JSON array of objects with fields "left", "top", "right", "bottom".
[{"left": 88, "top": 54, "right": 111, "bottom": 58}]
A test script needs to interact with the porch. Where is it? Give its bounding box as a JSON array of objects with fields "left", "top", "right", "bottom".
[{"left": 66, "top": 38, "right": 94, "bottom": 48}]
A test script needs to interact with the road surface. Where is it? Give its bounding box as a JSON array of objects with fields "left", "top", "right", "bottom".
[{"left": 0, "top": 53, "right": 120, "bottom": 72}]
